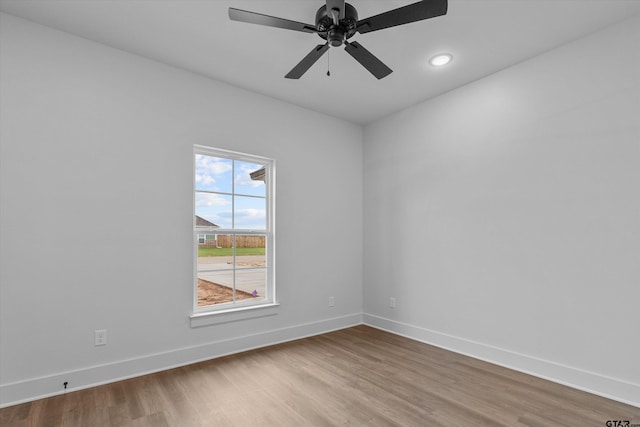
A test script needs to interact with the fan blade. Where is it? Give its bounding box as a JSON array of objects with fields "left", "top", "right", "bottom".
[
  {"left": 326, "top": 0, "right": 346, "bottom": 20},
  {"left": 344, "top": 41, "right": 392, "bottom": 79},
  {"left": 357, "top": 0, "right": 448, "bottom": 34},
  {"left": 285, "top": 44, "right": 330, "bottom": 79},
  {"left": 229, "top": 8, "right": 316, "bottom": 33}
]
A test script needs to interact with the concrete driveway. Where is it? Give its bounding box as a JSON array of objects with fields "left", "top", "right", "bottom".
[{"left": 197, "top": 256, "right": 266, "bottom": 297}]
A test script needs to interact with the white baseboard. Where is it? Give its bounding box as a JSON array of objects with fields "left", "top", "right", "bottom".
[
  {"left": 363, "top": 313, "right": 640, "bottom": 408},
  {"left": 4, "top": 312, "right": 637, "bottom": 410},
  {"left": 0, "top": 313, "right": 363, "bottom": 408}
]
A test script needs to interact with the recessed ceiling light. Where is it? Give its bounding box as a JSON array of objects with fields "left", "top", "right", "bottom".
[{"left": 429, "top": 53, "right": 453, "bottom": 67}]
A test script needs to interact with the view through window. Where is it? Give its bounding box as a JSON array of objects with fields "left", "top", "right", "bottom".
[{"left": 194, "top": 146, "right": 273, "bottom": 311}]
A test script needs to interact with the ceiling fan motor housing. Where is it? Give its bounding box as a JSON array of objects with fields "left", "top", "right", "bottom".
[{"left": 316, "top": 3, "right": 358, "bottom": 47}]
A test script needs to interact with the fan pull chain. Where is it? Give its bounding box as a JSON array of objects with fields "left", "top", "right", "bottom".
[{"left": 327, "top": 49, "right": 331, "bottom": 77}]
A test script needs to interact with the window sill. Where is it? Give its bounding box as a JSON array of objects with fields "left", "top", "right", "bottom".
[{"left": 190, "top": 302, "right": 279, "bottom": 328}]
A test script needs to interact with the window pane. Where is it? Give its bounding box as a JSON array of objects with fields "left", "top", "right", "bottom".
[
  {"left": 235, "top": 269, "right": 266, "bottom": 302},
  {"left": 234, "top": 196, "right": 266, "bottom": 230},
  {"left": 195, "top": 154, "right": 232, "bottom": 193},
  {"left": 234, "top": 160, "right": 266, "bottom": 197},
  {"left": 197, "top": 233, "right": 233, "bottom": 307},
  {"left": 195, "top": 192, "right": 232, "bottom": 229},
  {"left": 234, "top": 235, "right": 266, "bottom": 269},
  {"left": 197, "top": 270, "right": 234, "bottom": 307},
  {"left": 194, "top": 147, "right": 273, "bottom": 313}
]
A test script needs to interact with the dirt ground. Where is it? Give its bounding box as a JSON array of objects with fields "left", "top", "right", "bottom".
[{"left": 197, "top": 278, "right": 256, "bottom": 306}]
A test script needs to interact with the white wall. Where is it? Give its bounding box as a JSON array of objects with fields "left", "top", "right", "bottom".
[
  {"left": 0, "top": 13, "right": 362, "bottom": 406},
  {"left": 363, "top": 15, "right": 640, "bottom": 406},
  {"left": 2, "top": 9, "right": 639, "bottom": 409}
]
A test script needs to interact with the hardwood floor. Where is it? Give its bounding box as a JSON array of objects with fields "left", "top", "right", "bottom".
[{"left": 2, "top": 325, "right": 639, "bottom": 426}]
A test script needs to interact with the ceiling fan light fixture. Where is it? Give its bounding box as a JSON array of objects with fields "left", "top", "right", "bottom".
[{"left": 429, "top": 53, "right": 453, "bottom": 67}]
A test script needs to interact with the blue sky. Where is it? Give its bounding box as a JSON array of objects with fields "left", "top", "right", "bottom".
[{"left": 195, "top": 154, "right": 266, "bottom": 229}]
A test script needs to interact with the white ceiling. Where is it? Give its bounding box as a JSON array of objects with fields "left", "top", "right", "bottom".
[{"left": 2, "top": 0, "right": 639, "bottom": 124}]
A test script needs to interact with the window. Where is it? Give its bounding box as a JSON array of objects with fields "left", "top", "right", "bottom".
[{"left": 193, "top": 146, "right": 275, "bottom": 315}]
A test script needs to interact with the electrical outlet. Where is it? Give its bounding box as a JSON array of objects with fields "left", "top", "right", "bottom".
[
  {"left": 389, "top": 297, "right": 396, "bottom": 309},
  {"left": 95, "top": 329, "right": 107, "bottom": 346},
  {"left": 328, "top": 296, "right": 335, "bottom": 307}
]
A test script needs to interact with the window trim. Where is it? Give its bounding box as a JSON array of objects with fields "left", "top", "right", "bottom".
[
  {"left": 190, "top": 302, "right": 280, "bottom": 327},
  {"left": 192, "top": 145, "right": 276, "bottom": 322}
]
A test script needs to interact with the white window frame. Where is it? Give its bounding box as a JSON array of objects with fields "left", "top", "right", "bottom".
[{"left": 190, "top": 145, "right": 277, "bottom": 327}]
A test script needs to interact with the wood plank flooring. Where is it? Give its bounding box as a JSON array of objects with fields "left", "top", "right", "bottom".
[{"left": 2, "top": 325, "right": 639, "bottom": 426}]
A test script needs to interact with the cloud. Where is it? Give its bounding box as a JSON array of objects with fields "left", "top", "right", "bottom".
[
  {"left": 234, "top": 208, "right": 266, "bottom": 229},
  {"left": 196, "top": 154, "right": 232, "bottom": 174},
  {"left": 236, "top": 208, "right": 265, "bottom": 218},
  {"left": 195, "top": 154, "right": 232, "bottom": 190},
  {"left": 235, "top": 163, "right": 264, "bottom": 188},
  {"left": 195, "top": 173, "right": 215, "bottom": 186},
  {"left": 195, "top": 192, "right": 231, "bottom": 207}
]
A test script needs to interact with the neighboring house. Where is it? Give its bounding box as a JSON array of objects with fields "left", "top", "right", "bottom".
[
  {"left": 249, "top": 166, "right": 265, "bottom": 182},
  {"left": 195, "top": 215, "right": 219, "bottom": 246}
]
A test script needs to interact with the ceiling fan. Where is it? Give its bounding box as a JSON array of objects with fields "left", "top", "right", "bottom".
[{"left": 229, "top": 0, "right": 448, "bottom": 79}]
